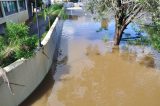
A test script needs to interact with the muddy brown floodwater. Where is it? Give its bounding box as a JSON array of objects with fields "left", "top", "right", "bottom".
[{"left": 21, "top": 15, "right": 160, "bottom": 106}]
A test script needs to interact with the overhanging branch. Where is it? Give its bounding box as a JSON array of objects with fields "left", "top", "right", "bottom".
[{"left": 125, "top": 6, "right": 143, "bottom": 26}]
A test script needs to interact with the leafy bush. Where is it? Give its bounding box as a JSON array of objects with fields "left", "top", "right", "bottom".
[
  {"left": 51, "top": 3, "right": 63, "bottom": 10},
  {"left": 0, "top": 36, "right": 5, "bottom": 51},
  {"left": 6, "top": 22, "right": 29, "bottom": 39},
  {"left": 147, "top": 25, "right": 160, "bottom": 51},
  {"left": 128, "top": 21, "right": 160, "bottom": 52},
  {"left": 45, "top": 4, "right": 63, "bottom": 31},
  {"left": 15, "top": 36, "right": 38, "bottom": 59},
  {"left": 51, "top": 9, "right": 61, "bottom": 16},
  {"left": 141, "top": 19, "right": 160, "bottom": 52},
  {"left": 150, "top": 33, "right": 160, "bottom": 51},
  {"left": 0, "top": 22, "right": 38, "bottom": 67},
  {"left": 0, "top": 46, "right": 16, "bottom": 67}
]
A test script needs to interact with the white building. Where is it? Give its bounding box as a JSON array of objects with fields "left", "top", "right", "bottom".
[
  {"left": 0, "top": 0, "right": 29, "bottom": 24},
  {"left": 0, "top": 0, "right": 29, "bottom": 34}
]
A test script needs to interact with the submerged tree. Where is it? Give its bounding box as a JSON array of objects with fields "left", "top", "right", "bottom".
[{"left": 85, "top": 0, "right": 159, "bottom": 45}]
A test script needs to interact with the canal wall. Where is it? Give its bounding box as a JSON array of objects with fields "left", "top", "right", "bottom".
[{"left": 0, "top": 16, "right": 63, "bottom": 106}]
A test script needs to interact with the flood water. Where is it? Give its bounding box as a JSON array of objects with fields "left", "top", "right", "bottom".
[{"left": 21, "top": 10, "right": 160, "bottom": 106}]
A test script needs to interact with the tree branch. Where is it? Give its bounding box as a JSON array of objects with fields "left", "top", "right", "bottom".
[{"left": 125, "top": 6, "right": 143, "bottom": 26}]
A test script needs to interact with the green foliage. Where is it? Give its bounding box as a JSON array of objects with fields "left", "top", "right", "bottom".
[
  {"left": 5, "top": 22, "right": 29, "bottom": 42},
  {"left": 0, "top": 22, "right": 38, "bottom": 67},
  {"left": 0, "top": 45, "right": 17, "bottom": 67},
  {"left": 51, "top": 9, "right": 61, "bottom": 16},
  {"left": 0, "top": 36, "right": 5, "bottom": 51},
  {"left": 33, "top": 3, "right": 63, "bottom": 27},
  {"left": 60, "top": 8, "right": 69, "bottom": 20},
  {"left": 51, "top": 3, "right": 63, "bottom": 10},
  {"left": 41, "top": 32, "right": 48, "bottom": 40},
  {"left": 144, "top": 22, "right": 160, "bottom": 51},
  {"left": 44, "top": 4, "right": 63, "bottom": 31},
  {"left": 43, "top": 3, "right": 63, "bottom": 19},
  {"left": 16, "top": 36, "right": 38, "bottom": 58},
  {"left": 45, "top": 15, "right": 57, "bottom": 31},
  {"left": 150, "top": 33, "right": 160, "bottom": 52},
  {"left": 85, "top": 0, "right": 160, "bottom": 45}
]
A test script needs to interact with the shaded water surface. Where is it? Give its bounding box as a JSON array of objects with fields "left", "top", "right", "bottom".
[{"left": 21, "top": 14, "right": 160, "bottom": 106}]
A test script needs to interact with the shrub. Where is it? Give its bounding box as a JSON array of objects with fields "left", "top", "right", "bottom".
[
  {"left": 0, "top": 36, "right": 5, "bottom": 51},
  {"left": 51, "top": 3, "right": 63, "bottom": 10},
  {"left": 0, "top": 46, "right": 16, "bottom": 67},
  {"left": 42, "top": 4, "right": 63, "bottom": 31},
  {"left": 0, "top": 22, "right": 38, "bottom": 67},
  {"left": 15, "top": 36, "right": 38, "bottom": 59},
  {"left": 149, "top": 30, "right": 160, "bottom": 51},
  {"left": 143, "top": 23, "right": 160, "bottom": 52},
  {"left": 6, "top": 22, "right": 29, "bottom": 42}
]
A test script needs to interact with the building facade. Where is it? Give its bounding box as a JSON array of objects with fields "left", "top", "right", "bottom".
[
  {"left": 0, "top": 0, "right": 29, "bottom": 24},
  {"left": 0, "top": 0, "right": 53, "bottom": 34},
  {"left": 0, "top": 0, "right": 29, "bottom": 34}
]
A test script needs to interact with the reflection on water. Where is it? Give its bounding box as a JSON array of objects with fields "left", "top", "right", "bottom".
[
  {"left": 101, "top": 18, "right": 108, "bottom": 29},
  {"left": 68, "top": 15, "right": 78, "bottom": 20},
  {"left": 47, "top": 38, "right": 160, "bottom": 106},
  {"left": 21, "top": 12, "right": 160, "bottom": 106}
]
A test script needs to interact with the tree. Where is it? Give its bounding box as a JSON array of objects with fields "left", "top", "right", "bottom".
[
  {"left": 44, "top": 4, "right": 63, "bottom": 27},
  {"left": 34, "top": 4, "right": 62, "bottom": 29},
  {"left": 85, "top": 0, "right": 159, "bottom": 45}
]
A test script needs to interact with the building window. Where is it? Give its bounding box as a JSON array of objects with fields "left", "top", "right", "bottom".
[
  {"left": 19, "top": 0, "right": 26, "bottom": 11},
  {"left": 2, "top": 1, "right": 18, "bottom": 16},
  {"left": 0, "top": 3, "right": 3, "bottom": 17}
]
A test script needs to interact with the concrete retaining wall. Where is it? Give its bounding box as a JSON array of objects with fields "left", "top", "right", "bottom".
[{"left": 0, "top": 16, "right": 63, "bottom": 106}]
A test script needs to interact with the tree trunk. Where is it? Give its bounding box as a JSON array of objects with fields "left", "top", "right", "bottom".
[
  {"left": 114, "top": 26, "right": 123, "bottom": 45},
  {"left": 114, "top": 0, "right": 124, "bottom": 45},
  {"left": 114, "top": 15, "right": 126, "bottom": 45}
]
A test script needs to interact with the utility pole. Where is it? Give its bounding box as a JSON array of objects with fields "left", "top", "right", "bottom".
[{"left": 35, "top": 0, "right": 42, "bottom": 48}]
